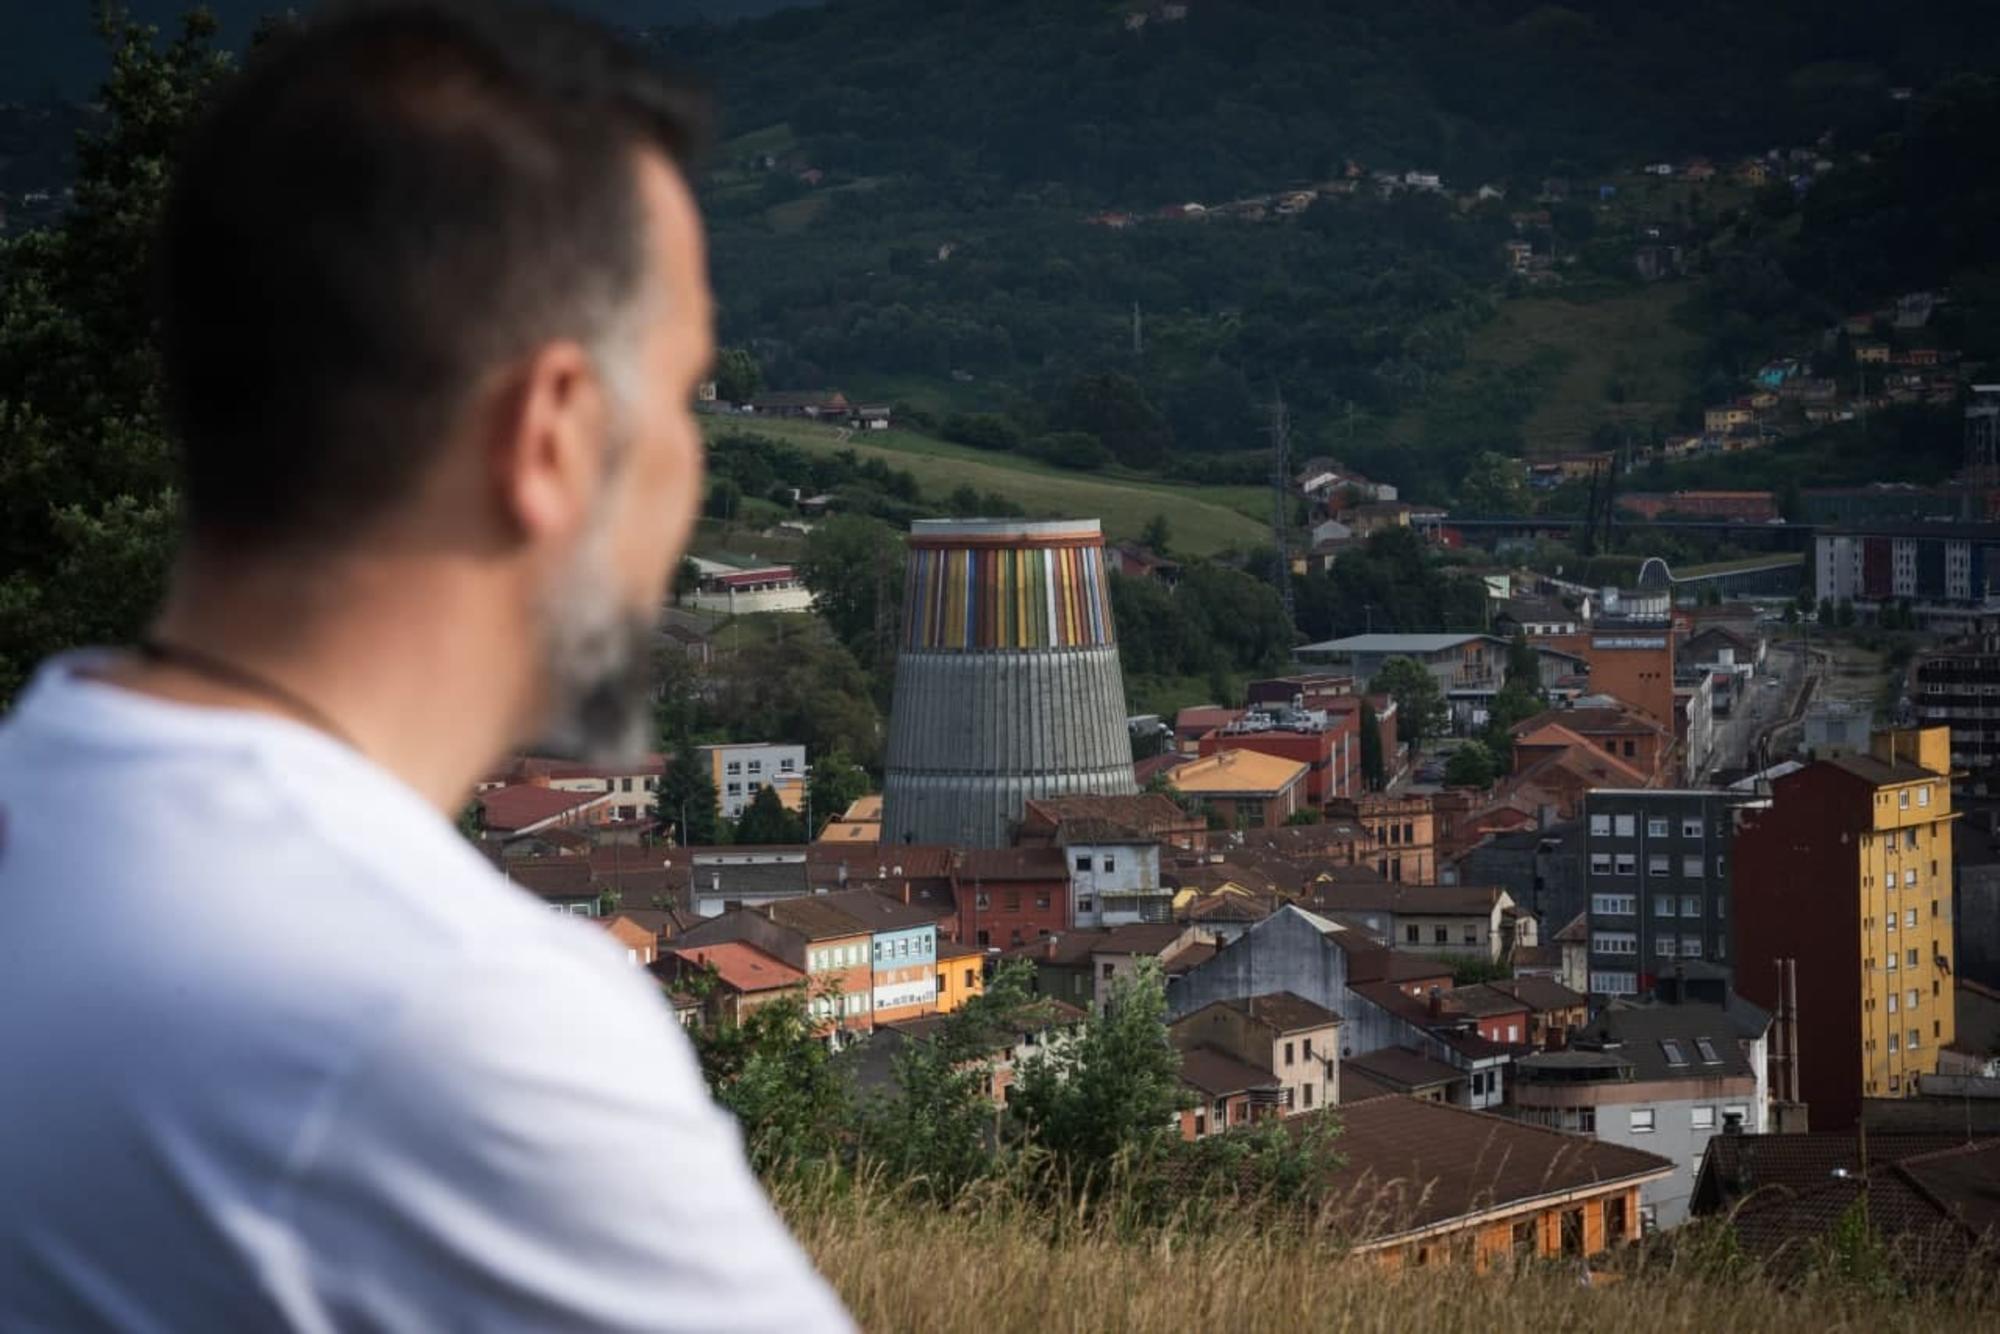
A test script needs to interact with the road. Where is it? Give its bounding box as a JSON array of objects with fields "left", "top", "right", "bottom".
[{"left": 1701, "top": 640, "right": 1813, "bottom": 780}]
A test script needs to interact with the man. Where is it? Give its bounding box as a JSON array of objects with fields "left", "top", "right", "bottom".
[{"left": 0, "top": 3, "right": 850, "bottom": 1328}]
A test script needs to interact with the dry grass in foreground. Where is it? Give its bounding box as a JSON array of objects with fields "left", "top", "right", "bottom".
[{"left": 778, "top": 1176, "right": 1988, "bottom": 1334}]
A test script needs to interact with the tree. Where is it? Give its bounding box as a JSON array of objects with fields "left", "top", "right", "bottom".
[
  {"left": 687, "top": 985, "right": 852, "bottom": 1175},
  {"left": 1373, "top": 657, "right": 1448, "bottom": 753},
  {"left": 855, "top": 961, "right": 1039, "bottom": 1199},
  {"left": 0, "top": 12, "right": 232, "bottom": 702},
  {"left": 1358, "top": 697, "right": 1385, "bottom": 790},
  {"left": 1008, "top": 963, "right": 1185, "bottom": 1174},
  {"left": 1444, "top": 741, "right": 1499, "bottom": 788},
  {"left": 796, "top": 514, "right": 905, "bottom": 674},
  {"left": 654, "top": 750, "right": 721, "bottom": 846},
  {"left": 712, "top": 346, "right": 762, "bottom": 405},
  {"left": 1480, "top": 678, "right": 1544, "bottom": 754},
  {"left": 1051, "top": 371, "right": 1173, "bottom": 468},
  {"left": 1836, "top": 598, "right": 1856, "bottom": 628},
  {"left": 807, "top": 748, "right": 871, "bottom": 835},
  {"left": 1140, "top": 513, "right": 1172, "bottom": 554},
  {"left": 1504, "top": 631, "right": 1540, "bottom": 687},
  {"left": 1458, "top": 450, "right": 1528, "bottom": 516},
  {"left": 1445, "top": 954, "right": 1511, "bottom": 986},
  {"left": 941, "top": 411, "right": 1025, "bottom": 452},
  {"left": 704, "top": 477, "right": 743, "bottom": 520},
  {"left": 734, "top": 783, "right": 806, "bottom": 844}
]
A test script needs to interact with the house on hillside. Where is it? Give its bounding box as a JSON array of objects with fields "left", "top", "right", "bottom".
[
  {"left": 747, "top": 390, "right": 849, "bottom": 419},
  {"left": 1307, "top": 1097, "right": 1670, "bottom": 1270},
  {"left": 1512, "top": 999, "right": 1763, "bottom": 1229},
  {"left": 1172, "top": 992, "right": 1343, "bottom": 1129}
]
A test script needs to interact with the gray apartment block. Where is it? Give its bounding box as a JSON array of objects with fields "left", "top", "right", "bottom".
[{"left": 1582, "top": 790, "right": 1765, "bottom": 999}]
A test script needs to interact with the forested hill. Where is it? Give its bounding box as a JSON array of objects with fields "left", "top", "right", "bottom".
[{"left": 669, "top": 0, "right": 1998, "bottom": 202}]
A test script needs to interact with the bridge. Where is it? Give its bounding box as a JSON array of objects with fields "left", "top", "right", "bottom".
[{"left": 1446, "top": 515, "right": 1816, "bottom": 553}]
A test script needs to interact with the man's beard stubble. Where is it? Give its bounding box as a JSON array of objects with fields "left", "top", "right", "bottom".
[{"left": 534, "top": 503, "right": 661, "bottom": 766}]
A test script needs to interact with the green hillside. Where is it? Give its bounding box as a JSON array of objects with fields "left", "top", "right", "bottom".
[
  {"left": 672, "top": 0, "right": 2000, "bottom": 510},
  {"left": 702, "top": 416, "right": 1270, "bottom": 556}
]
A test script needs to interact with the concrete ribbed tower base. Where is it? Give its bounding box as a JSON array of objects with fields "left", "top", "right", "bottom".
[{"left": 881, "top": 519, "right": 1136, "bottom": 848}]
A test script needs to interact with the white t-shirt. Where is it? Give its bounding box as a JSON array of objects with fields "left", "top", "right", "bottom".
[{"left": 0, "top": 657, "right": 851, "bottom": 1332}]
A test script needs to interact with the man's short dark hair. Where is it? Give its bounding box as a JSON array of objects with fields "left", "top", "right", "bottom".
[{"left": 159, "top": 1, "right": 707, "bottom": 549}]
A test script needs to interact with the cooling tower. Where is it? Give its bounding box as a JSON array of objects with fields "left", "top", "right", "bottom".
[{"left": 881, "top": 519, "right": 1137, "bottom": 848}]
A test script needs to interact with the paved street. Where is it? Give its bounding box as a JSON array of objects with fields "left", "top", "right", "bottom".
[{"left": 1701, "top": 639, "right": 1808, "bottom": 780}]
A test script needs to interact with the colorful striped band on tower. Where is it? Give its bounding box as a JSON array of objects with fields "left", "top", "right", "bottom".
[{"left": 902, "top": 521, "right": 1114, "bottom": 650}]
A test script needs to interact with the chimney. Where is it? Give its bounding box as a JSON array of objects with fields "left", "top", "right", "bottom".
[{"left": 1428, "top": 985, "right": 1443, "bottom": 1019}]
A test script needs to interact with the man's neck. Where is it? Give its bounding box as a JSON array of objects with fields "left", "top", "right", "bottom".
[{"left": 116, "top": 554, "right": 527, "bottom": 814}]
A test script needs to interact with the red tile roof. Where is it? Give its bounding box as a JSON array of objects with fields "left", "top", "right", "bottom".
[
  {"left": 662, "top": 942, "right": 804, "bottom": 993},
  {"left": 479, "top": 784, "right": 607, "bottom": 832},
  {"left": 1307, "top": 1096, "right": 1673, "bottom": 1245}
]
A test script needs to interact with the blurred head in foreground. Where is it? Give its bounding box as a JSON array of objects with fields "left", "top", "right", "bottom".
[{"left": 157, "top": 0, "right": 712, "bottom": 767}]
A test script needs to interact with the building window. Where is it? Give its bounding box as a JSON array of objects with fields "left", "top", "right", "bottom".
[
  {"left": 726, "top": 761, "right": 741, "bottom": 775},
  {"left": 1680, "top": 895, "right": 1700, "bottom": 917},
  {"left": 1508, "top": 1024, "right": 1520, "bottom": 1042},
  {"left": 1104, "top": 856, "right": 1117, "bottom": 874},
  {"left": 1647, "top": 818, "right": 1670, "bottom": 838},
  {"left": 780, "top": 758, "right": 796, "bottom": 773},
  {"left": 1591, "top": 854, "right": 1614, "bottom": 875},
  {"left": 1682, "top": 936, "right": 1703, "bottom": 958},
  {"left": 1899, "top": 789, "right": 1910, "bottom": 809},
  {"left": 1907, "top": 948, "right": 1919, "bottom": 968},
  {"left": 1631, "top": 1109, "right": 1656, "bottom": 1134},
  {"left": 726, "top": 782, "right": 742, "bottom": 796},
  {"left": 1889, "top": 1033, "right": 1900, "bottom": 1052},
  {"left": 1591, "top": 971, "right": 1638, "bottom": 995},
  {"left": 1615, "top": 854, "right": 1636, "bottom": 875},
  {"left": 1907, "top": 988, "right": 1919, "bottom": 1009},
  {"left": 1682, "top": 855, "right": 1703, "bottom": 878},
  {"left": 1035, "top": 894, "right": 1051, "bottom": 910},
  {"left": 1691, "top": 1106, "right": 1715, "bottom": 1131},
  {"left": 1074, "top": 854, "right": 1091, "bottom": 872},
  {"left": 1655, "top": 937, "right": 1677, "bottom": 958},
  {"left": 1723, "top": 1105, "right": 1749, "bottom": 1130},
  {"left": 1592, "top": 894, "right": 1635, "bottom": 916},
  {"left": 975, "top": 892, "right": 990, "bottom": 909},
  {"left": 1593, "top": 932, "right": 1637, "bottom": 956},
  {"left": 1904, "top": 868, "right": 1917, "bottom": 887},
  {"left": 1653, "top": 895, "right": 1675, "bottom": 918},
  {"left": 1590, "top": 814, "right": 1611, "bottom": 836},
  {"left": 1463, "top": 926, "right": 1478, "bottom": 945},
  {"left": 747, "top": 760, "right": 763, "bottom": 775},
  {"left": 1100, "top": 963, "right": 1115, "bottom": 981},
  {"left": 1614, "top": 815, "right": 1636, "bottom": 837},
  {"left": 1648, "top": 854, "right": 1670, "bottom": 875},
  {"left": 1715, "top": 856, "right": 1727, "bottom": 878},
  {"left": 1078, "top": 897, "right": 1093, "bottom": 915},
  {"left": 1404, "top": 925, "right": 1420, "bottom": 944},
  {"left": 1887, "top": 993, "right": 1899, "bottom": 1013},
  {"left": 1681, "top": 818, "right": 1704, "bottom": 839},
  {"left": 1434, "top": 926, "right": 1449, "bottom": 945},
  {"left": 1285, "top": 1041, "right": 1295, "bottom": 1066},
  {"left": 1302, "top": 1084, "right": 1313, "bottom": 1108}
]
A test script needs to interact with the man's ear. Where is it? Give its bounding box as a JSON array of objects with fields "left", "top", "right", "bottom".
[{"left": 490, "top": 339, "right": 609, "bottom": 543}]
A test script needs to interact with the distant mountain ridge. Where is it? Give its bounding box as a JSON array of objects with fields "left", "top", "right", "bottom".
[
  {"left": 0, "top": 0, "right": 819, "bottom": 102},
  {"left": 671, "top": 0, "right": 2000, "bottom": 202}
]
